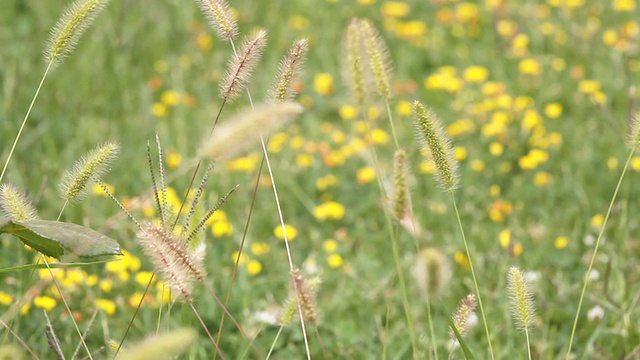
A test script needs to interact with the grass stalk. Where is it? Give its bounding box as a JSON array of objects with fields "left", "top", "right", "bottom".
[
  {"left": 451, "top": 193, "right": 495, "bottom": 359},
  {"left": 565, "top": 148, "right": 635, "bottom": 358},
  {"left": 0, "top": 61, "right": 53, "bottom": 185}
]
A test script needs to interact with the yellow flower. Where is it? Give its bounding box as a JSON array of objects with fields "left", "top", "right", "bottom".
[
  {"left": 555, "top": 236, "right": 569, "bottom": 249},
  {"left": 455, "top": 2, "right": 479, "bottom": 22},
  {"left": 591, "top": 214, "right": 604, "bottom": 228},
  {"left": 339, "top": 105, "right": 358, "bottom": 119},
  {"left": 381, "top": 1, "right": 410, "bottom": 17},
  {"left": 227, "top": 155, "right": 259, "bottom": 172},
  {"left": 454, "top": 251, "right": 469, "bottom": 269},
  {"left": 470, "top": 159, "right": 485, "bottom": 171},
  {"left": 0, "top": 292, "right": 14, "bottom": 306},
  {"left": 544, "top": 102, "right": 563, "bottom": 118},
  {"left": 34, "top": 296, "right": 56, "bottom": 311},
  {"left": 396, "top": 100, "right": 412, "bottom": 116},
  {"left": 314, "top": 73, "right": 334, "bottom": 95},
  {"left": 135, "top": 271, "right": 155, "bottom": 286},
  {"left": 251, "top": 242, "right": 271, "bottom": 256},
  {"left": 316, "top": 174, "right": 337, "bottom": 190},
  {"left": 167, "top": 150, "right": 181, "bottom": 169},
  {"left": 489, "top": 184, "right": 500, "bottom": 197},
  {"left": 152, "top": 102, "right": 168, "bottom": 117},
  {"left": 631, "top": 157, "right": 640, "bottom": 171},
  {"left": 323, "top": 239, "right": 338, "bottom": 252},
  {"left": 534, "top": 171, "right": 552, "bottom": 186},
  {"left": 370, "top": 128, "right": 389, "bottom": 144},
  {"left": 518, "top": 58, "right": 542, "bottom": 75},
  {"left": 289, "top": 15, "right": 309, "bottom": 30},
  {"left": 455, "top": 146, "right": 468, "bottom": 161},
  {"left": 247, "top": 260, "right": 263, "bottom": 275},
  {"left": 161, "top": 90, "right": 180, "bottom": 106},
  {"left": 608, "top": 157, "right": 618, "bottom": 170},
  {"left": 497, "top": 19, "right": 518, "bottom": 37},
  {"left": 603, "top": 29, "right": 618, "bottom": 46},
  {"left": 231, "top": 251, "right": 248, "bottom": 265},
  {"left": 489, "top": 142, "right": 504, "bottom": 156},
  {"left": 211, "top": 221, "right": 233, "bottom": 237},
  {"left": 578, "top": 79, "right": 600, "bottom": 94},
  {"left": 313, "top": 201, "right": 346, "bottom": 220},
  {"left": 327, "top": 254, "right": 343, "bottom": 268},
  {"left": 96, "top": 298, "right": 116, "bottom": 315},
  {"left": 522, "top": 109, "right": 542, "bottom": 130},
  {"left": 357, "top": 166, "right": 376, "bottom": 183},
  {"left": 511, "top": 242, "right": 523, "bottom": 257},
  {"left": 463, "top": 66, "right": 489, "bottom": 83},
  {"left": 613, "top": 0, "right": 636, "bottom": 11},
  {"left": 274, "top": 224, "right": 298, "bottom": 240},
  {"left": 99, "top": 278, "right": 113, "bottom": 293},
  {"left": 89, "top": 181, "right": 113, "bottom": 196},
  {"left": 499, "top": 229, "right": 511, "bottom": 248},
  {"left": 196, "top": 32, "right": 212, "bottom": 50},
  {"left": 296, "top": 153, "right": 314, "bottom": 167},
  {"left": 447, "top": 118, "right": 474, "bottom": 137}
]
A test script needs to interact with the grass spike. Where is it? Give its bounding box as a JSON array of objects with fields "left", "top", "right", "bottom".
[
  {"left": 45, "top": 0, "right": 110, "bottom": 67},
  {"left": 60, "top": 142, "right": 119, "bottom": 203},
  {"left": 195, "top": 0, "right": 238, "bottom": 42},
  {"left": 219, "top": 29, "right": 267, "bottom": 102},
  {"left": 268, "top": 38, "right": 309, "bottom": 103},
  {"left": 0, "top": 183, "right": 39, "bottom": 222}
]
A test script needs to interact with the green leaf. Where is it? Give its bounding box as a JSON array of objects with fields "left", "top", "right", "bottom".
[
  {"left": 0, "top": 216, "right": 122, "bottom": 259},
  {"left": 448, "top": 318, "right": 476, "bottom": 360}
]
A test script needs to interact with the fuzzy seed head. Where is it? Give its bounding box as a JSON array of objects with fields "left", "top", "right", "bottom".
[
  {"left": 137, "top": 221, "right": 206, "bottom": 301},
  {"left": 278, "top": 268, "right": 321, "bottom": 326},
  {"left": 508, "top": 266, "right": 536, "bottom": 331},
  {"left": 195, "top": 0, "right": 238, "bottom": 41},
  {"left": 342, "top": 18, "right": 369, "bottom": 105},
  {"left": 413, "top": 101, "right": 459, "bottom": 192},
  {"left": 0, "top": 184, "right": 38, "bottom": 222},
  {"left": 628, "top": 111, "right": 640, "bottom": 149},
  {"left": 359, "top": 19, "right": 393, "bottom": 100},
  {"left": 391, "top": 148, "right": 412, "bottom": 223},
  {"left": 114, "top": 328, "right": 197, "bottom": 360},
  {"left": 449, "top": 293, "right": 477, "bottom": 341},
  {"left": 412, "top": 248, "right": 451, "bottom": 299},
  {"left": 220, "top": 29, "right": 267, "bottom": 102},
  {"left": 268, "top": 38, "right": 309, "bottom": 103},
  {"left": 45, "top": 0, "right": 110, "bottom": 67},
  {"left": 61, "top": 142, "right": 119, "bottom": 203},
  {"left": 198, "top": 101, "right": 304, "bottom": 161}
]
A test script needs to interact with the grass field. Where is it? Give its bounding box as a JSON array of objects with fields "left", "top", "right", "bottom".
[{"left": 2, "top": 0, "right": 640, "bottom": 358}]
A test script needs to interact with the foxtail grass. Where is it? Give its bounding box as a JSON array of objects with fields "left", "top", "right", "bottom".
[
  {"left": 414, "top": 100, "right": 494, "bottom": 359},
  {"left": 508, "top": 266, "right": 535, "bottom": 360},
  {"left": 0, "top": 0, "right": 110, "bottom": 186},
  {"left": 566, "top": 110, "right": 640, "bottom": 358},
  {"left": 448, "top": 293, "right": 477, "bottom": 360},
  {"left": 195, "top": 0, "right": 238, "bottom": 42},
  {"left": 0, "top": 184, "right": 39, "bottom": 222}
]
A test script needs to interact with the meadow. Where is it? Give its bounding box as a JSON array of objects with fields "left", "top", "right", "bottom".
[{"left": 1, "top": 0, "right": 640, "bottom": 358}]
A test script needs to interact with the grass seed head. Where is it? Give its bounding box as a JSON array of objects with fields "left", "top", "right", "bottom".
[
  {"left": 198, "top": 101, "right": 304, "bottom": 161},
  {"left": 508, "top": 266, "right": 536, "bottom": 331},
  {"left": 413, "top": 101, "right": 459, "bottom": 192},
  {"left": 220, "top": 29, "right": 267, "bottom": 102},
  {"left": 359, "top": 18, "right": 393, "bottom": 101},
  {"left": 268, "top": 38, "right": 309, "bottom": 103},
  {"left": 137, "top": 221, "right": 206, "bottom": 302},
  {"left": 449, "top": 293, "right": 477, "bottom": 341},
  {"left": 391, "top": 148, "right": 412, "bottom": 223},
  {"left": 412, "top": 247, "right": 451, "bottom": 299},
  {"left": 628, "top": 110, "right": 640, "bottom": 149},
  {"left": 0, "top": 183, "right": 39, "bottom": 222},
  {"left": 45, "top": 0, "right": 110, "bottom": 68},
  {"left": 114, "top": 328, "right": 197, "bottom": 360},
  {"left": 342, "top": 18, "right": 369, "bottom": 105},
  {"left": 61, "top": 142, "right": 119, "bottom": 203},
  {"left": 195, "top": 0, "right": 238, "bottom": 41}
]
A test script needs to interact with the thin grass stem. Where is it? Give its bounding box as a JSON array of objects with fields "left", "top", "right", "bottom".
[
  {"left": 450, "top": 193, "right": 494, "bottom": 359},
  {"left": 0, "top": 61, "right": 53, "bottom": 185},
  {"left": 565, "top": 148, "right": 634, "bottom": 358},
  {"left": 40, "top": 255, "right": 93, "bottom": 360},
  {"left": 266, "top": 326, "right": 284, "bottom": 360}
]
